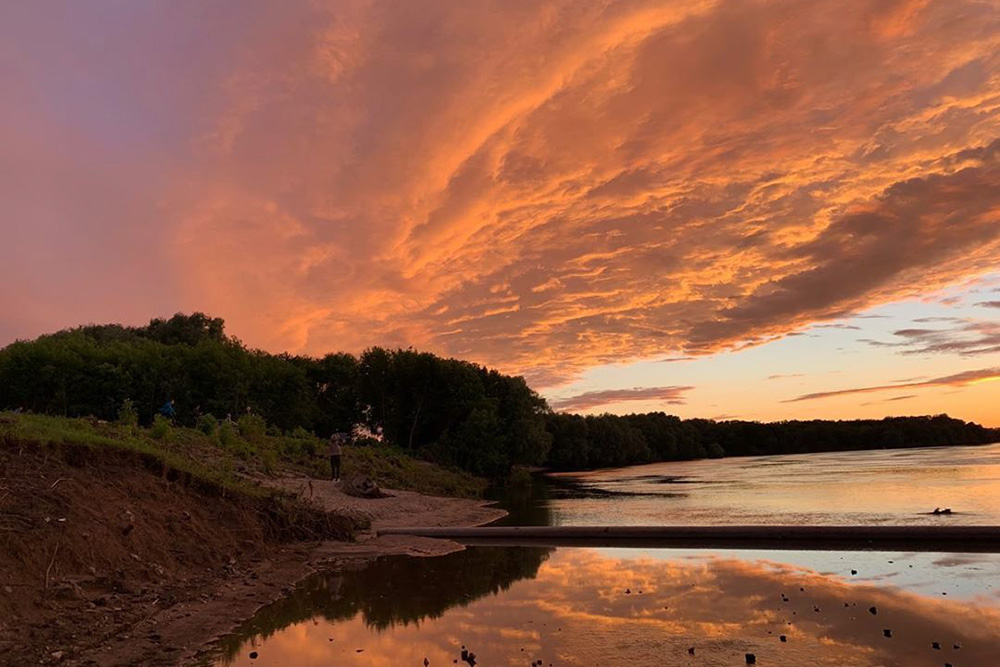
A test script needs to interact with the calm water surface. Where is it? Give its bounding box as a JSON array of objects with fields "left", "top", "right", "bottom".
[
  {"left": 214, "top": 444, "right": 1000, "bottom": 666},
  {"left": 543, "top": 443, "right": 1000, "bottom": 526}
]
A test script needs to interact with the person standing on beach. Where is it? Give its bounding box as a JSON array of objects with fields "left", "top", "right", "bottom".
[{"left": 328, "top": 432, "right": 347, "bottom": 481}]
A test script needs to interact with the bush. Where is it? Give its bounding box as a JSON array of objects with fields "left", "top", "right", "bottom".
[
  {"left": 705, "top": 442, "right": 725, "bottom": 459},
  {"left": 150, "top": 414, "right": 171, "bottom": 440},
  {"left": 260, "top": 447, "right": 279, "bottom": 474},
  {"left": 117, "top": 399, "right": 138, "bottom": 428},
  {"left": 197, "top": 413, "right": 218, "bottom": 435},
  {"left": 238, "top": 413, "right": 267, "bottom": 443},
  {"left": 218, "top": 421, "right": 238, "bottom": 448}
]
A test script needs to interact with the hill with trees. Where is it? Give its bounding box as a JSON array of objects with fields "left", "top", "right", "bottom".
[{"left": 1, "top": 313, "right": 996, "bottom": 477}]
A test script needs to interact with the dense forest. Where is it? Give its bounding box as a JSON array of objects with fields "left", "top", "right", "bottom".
[
  {"left": 1, "top": 314, "right": 997, "bottom": 477},
  {"left": 545, "top": 411, "right": 999, "bottom": 470}
]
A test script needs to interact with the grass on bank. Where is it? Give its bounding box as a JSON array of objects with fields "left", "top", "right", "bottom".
[{"left": 0, "top": 411, "right": 487, "bottom": 500}]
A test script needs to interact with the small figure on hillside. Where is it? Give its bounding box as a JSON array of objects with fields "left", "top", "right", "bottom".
[
  {"left": 159, "top": 399, "right": 176, "bottom": 421},
  {"left": 328, "top": 432, "right": 349, "bottom": 481}
]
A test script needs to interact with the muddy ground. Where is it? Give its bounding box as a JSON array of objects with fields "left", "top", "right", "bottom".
[{"left": 0, "top": 441, "right": 504, "bottom": 666}]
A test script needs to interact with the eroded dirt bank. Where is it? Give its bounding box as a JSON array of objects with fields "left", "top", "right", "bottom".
[{"left": 0, "top": 440, "right": 502, "bottom": 666}]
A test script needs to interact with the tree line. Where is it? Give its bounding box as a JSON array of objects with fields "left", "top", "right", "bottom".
[
  {"left": 544, "top": 411, "right": 999, "bottom": 470},
  {"left": 1, "top": 313, "right": 996, "bottom": 477}
]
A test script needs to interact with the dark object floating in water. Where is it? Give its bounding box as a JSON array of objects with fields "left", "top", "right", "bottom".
[
  {"left": 460, "top": 646, "right": 476, "bottom": 666},
  {"left": 779, "top": 635, "right": 787, "bottom": 642},
  {"left": 625, "top": 588, "right": 631, "bottom": 594},
  {"left": 851, "top": 569, "right": 858, "bottom": 575},
  {"left": 688, "top": 647, "right": 696, "bottom": 655},
  {"left": 883, "top": 629, "right": 892, "bottom": 638},
  {"left": 932, "top": 507, "right": 953, "bottom": 515},
  {"left": 869, "top": 606, "right": 878, "bottom": 615},
  {"left": 932, "top": 642, "right": 941, "bottom": 649},
  {"left": 249, "top": 652, "right": 258, "bottom": 660},
  {"left": 745, "top": 653, "right": 756, "bottom": 664},
  {"left": 953, "top": 643, "right": 961, "bottom": 650}
]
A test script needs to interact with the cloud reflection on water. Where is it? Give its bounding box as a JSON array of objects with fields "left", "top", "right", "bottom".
[{"left": 217, "top": 547, "right": 1000, "bottom": 666}]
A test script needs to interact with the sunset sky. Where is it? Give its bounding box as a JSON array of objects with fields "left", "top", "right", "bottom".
[{"left": 2, "top": 0, "right": 999, "bottom": 424}]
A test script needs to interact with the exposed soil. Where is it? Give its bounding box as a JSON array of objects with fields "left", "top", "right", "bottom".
[{"left": 0, "top": 439, "right": 505, "bottom": 666}]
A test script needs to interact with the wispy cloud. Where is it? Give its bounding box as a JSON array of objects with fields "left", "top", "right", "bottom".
[
  {"left": 549, "top": 385, "right": 694, "bottom": 413},
  {"left": 862, "top": 321, "right": 1000, "bottom": 357},
  {"left": 766, "top": 373, "right": 805, "bottom": 381},
  {"left": 862, "top": 394, "right": 918, "bottom": 406},
  {"left": 978, "top": 301, "right": 1000, "bottom": 309},
  {"left": 785, "top": 368, "right": 1000, "bottom": 403}
]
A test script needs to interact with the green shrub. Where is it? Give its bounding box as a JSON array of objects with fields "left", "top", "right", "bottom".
[
  {"left": 150, "top": 414, "right": 171, "bottom": 440},
  {"left": 218, "top": 421, "right": 238, "bottom": 448},
  {"left": 197, "top": 413, "right": 218, "bottom": 435},
  {"left": 260, "top": 447, "right": 279, "bottom": 474},
  {"left": 267, "top": 424, "right": 282, "bottom": 437},
  {"left": 238, "top": 413, "right": 267, "bottom": 442},
  {"left": 117, "top": 399, "right": 139, "bottom": 428}
]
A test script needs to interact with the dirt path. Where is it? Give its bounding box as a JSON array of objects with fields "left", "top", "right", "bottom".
[{"left": 269, "top": 475, "right": 507, "bottom": 533}]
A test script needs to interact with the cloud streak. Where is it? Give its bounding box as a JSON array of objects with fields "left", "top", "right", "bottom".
[
  {"left": 863, "top": 321, "right": 1000, "bottom": 357},
  {"left": 785, "top": 367, "right": 1000, "bottom": 403},
  {"left": 549, "top": 385, "right": 694, "bottom": 412}
]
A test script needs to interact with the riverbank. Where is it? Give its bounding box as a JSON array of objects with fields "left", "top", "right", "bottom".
[{"left": 0, "top": 414, "right": 504, "bottom": 666}]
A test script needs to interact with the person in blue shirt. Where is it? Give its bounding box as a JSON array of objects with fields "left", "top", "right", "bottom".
[{"left": 159, "top": 399, "right": 176, "bottom": 421}]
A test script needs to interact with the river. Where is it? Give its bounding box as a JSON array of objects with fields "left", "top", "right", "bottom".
[{"left": 213, "top": 444, "right": 1000, "bottom": 666}]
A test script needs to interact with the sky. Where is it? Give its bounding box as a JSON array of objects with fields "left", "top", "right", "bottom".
[{"left": 2, "top": 0, "right": 999, "bottom": 425}]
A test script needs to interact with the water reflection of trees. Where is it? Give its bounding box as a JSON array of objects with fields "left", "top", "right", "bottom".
[{"left": 215, "top": 546, "right": 551, "bottom": 663}]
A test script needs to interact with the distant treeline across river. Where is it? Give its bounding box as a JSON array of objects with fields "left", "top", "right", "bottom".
[{"left": 1, "top": 313, "right": 996, "bottom": 477}]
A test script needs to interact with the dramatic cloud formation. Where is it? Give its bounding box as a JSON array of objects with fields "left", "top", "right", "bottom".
[
  {"left": 549, "top": 385, "right": 693, "bottom": 412},
  {"left": 785, "top": 367, "right": 1000, "bottom": 403},
  {"left": 3, "top": 0, "right": 1000, "bottom": 393}
]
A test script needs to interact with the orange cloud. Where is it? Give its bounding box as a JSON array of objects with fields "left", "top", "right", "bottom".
[
  {"left": 166, "top": 0, "right": 1000, "bottom": 386},
  {"left": 3, "top": 0, "right": 1000, "bottom": 391}
]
